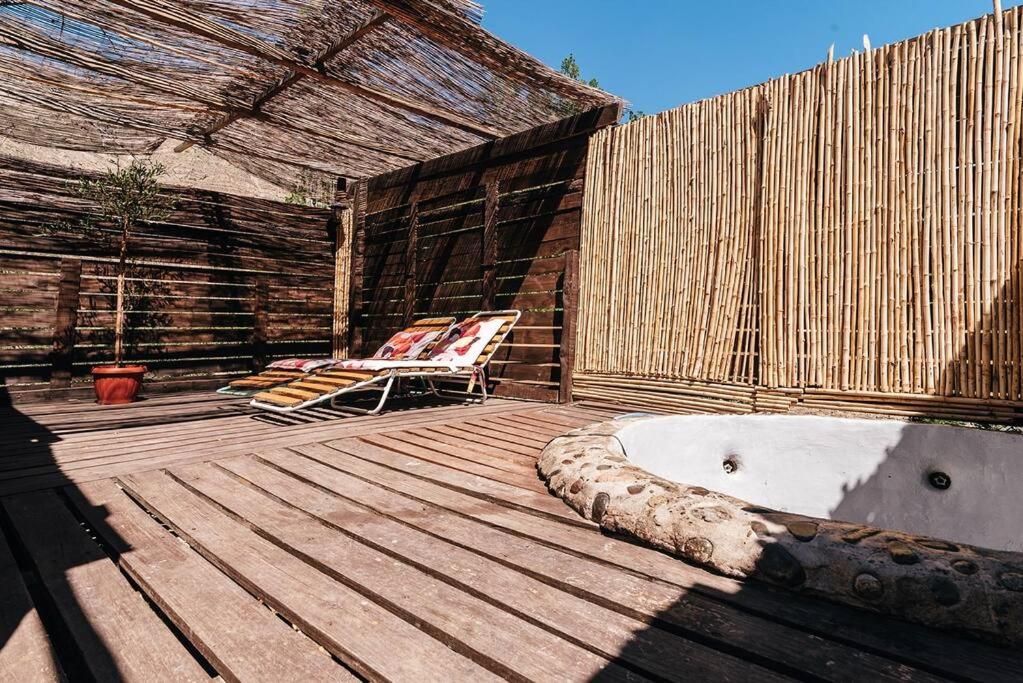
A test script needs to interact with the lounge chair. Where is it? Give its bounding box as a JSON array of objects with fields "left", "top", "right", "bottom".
[
  {"left": 250, "top": 310, "right": 520, "bottom": 415},
  {"left": 216, "top": 317, "right": 455, "bottom": 396}
]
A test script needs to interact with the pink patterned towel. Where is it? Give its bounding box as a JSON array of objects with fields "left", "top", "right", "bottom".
[{"left": 266, "top": 358, "right": 335, "bottom": 372}]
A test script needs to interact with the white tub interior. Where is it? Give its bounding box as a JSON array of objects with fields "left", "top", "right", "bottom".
[{"left": 616, "top": 415, "right": 1022, "bottom": 552}]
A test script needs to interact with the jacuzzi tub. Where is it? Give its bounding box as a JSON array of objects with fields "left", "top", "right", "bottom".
[
  {"left": 618, "top": 414, "right": 1021, "bottom": 552},
  {"left": 538, "top": 414, "right": 1023, "bottom": 646}
]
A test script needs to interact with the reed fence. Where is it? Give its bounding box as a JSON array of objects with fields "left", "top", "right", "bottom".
[{"left": 577, "top": 8, "right": 1023, "bottom": 420}]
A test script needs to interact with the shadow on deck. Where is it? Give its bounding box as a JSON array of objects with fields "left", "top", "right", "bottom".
[{"left": 0, "top": 388, "right": 1019, "bottom": 680}]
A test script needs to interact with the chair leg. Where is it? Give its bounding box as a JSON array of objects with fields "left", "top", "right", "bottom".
[
  {"left": 428, "top": 370, "right": 487, "bottom": 404},
  {"left": 330, "top": 374, "right": 396, "bottom": 415}
]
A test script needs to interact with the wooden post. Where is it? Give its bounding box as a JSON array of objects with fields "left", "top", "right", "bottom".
[
  {"left": 49, "top": 258, "right": 82, "bottom": 392},
  {"left": 403, "top": 202, "right": 419, "bottom": 325},
  {"left": 559, "top": 249, "right": 580, "bottom": 404},
  {"left": 252, "top": 277, "right": 269, "bottom": 370},
  {"left": 348, "top": 180, "right": 367, "bottom": 356},
  {"left": 331, "top": 178, "right": 353, "bottom": 358},
  {"left": 481, "top": 180, "right": 500, "bottom": 309}
]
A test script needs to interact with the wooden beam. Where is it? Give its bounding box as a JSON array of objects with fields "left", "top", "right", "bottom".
[
  {"left": 559, "top": 249, "right": 580, "bottom": 404},
  {"left": 49, "top": 258, "right": 82, "bottom": 393},
  {"left": 403, "top": 202, "right": 419, "bottom": 326},
  {"left": 174, "top": 12, "right": 391, "bottom": 153},
  {"left": 331, "top": 179, "right": 353, "bottom": 359},
  {"left": 252, "top": 278, "right": 269, "bottom": 370},
  {"left": 100, "top": 0, "right": 500, "bottom": 138},
  {"left": 480, "top": 180, "right": 499, "bottom": 310},
  {"left": 348, "top": 181, "right": 367, "bottom": 355}
]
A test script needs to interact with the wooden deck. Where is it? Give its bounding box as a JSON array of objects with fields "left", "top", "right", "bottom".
[{"left": 0, "top": 393, "right": 1019, "bottom": 681}]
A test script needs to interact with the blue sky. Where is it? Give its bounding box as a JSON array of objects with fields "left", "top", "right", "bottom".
[{"left": 482, "top": 1, "right": 1021, "bottom": 116}]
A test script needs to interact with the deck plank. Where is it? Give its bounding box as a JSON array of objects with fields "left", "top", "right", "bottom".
[
  {"left": 358, "top": 432, "right": 543, "bottom": 489},
  {"left": 241, "top": 449, "right": 938, "bottom": 682},
  {"left": 0, "top": 400, "right": 535, "bottom": 496},
  {"left": 154, "top": 463, "right": 639, "bottom": 682},
  {"left": 212, "top": 454, "right": 807, "bottom": 681},
  {"left": 408, "top": 425, "right": 540, "bottom": 467},
  {"left": 338, "top": 437, "right": 591, "bottom": 526},
  {"left": 118, "top": 469, "right": 490, "bottom": 682},
  {"left": 463, "top": 416, "right": 558, "bottom": 446},
  {"left": 2, "top": 393, "right": 1020, "bottom": 681},
  {"left": 491, "top": 410, "right": 600, "bottom": 432},
  {"left": 382, "top": 428, "right": 538, "bottom": 474},
  {"left": 417, "top": 421, "right": 548, "bottom": 458},
  {"left": 431, "top": 422, "right": 545, "bottom": 457},
  {"left": 66, "top": 479, "right": 348, "bottom": 683},
  {"left": 0, "top": 527, "right": 62, "bottom": 682},
  {"left": 3, "top": 490, "right": 207, "bottom": 682},
  {"left": 291, "top": 440, "right": 1021, "bottom": 681}
]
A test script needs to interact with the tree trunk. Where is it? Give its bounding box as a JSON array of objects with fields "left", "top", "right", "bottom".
[
  {"left": 113, "top": 218, "right": 130, "bottom": 367},
  {"left": 114, "top": 271, "right": 125, "bottom": 366}
]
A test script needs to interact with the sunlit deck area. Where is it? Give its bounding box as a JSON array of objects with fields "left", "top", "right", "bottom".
[{"left": 0, "top": 393, "right": 1018, "bottom": 681}]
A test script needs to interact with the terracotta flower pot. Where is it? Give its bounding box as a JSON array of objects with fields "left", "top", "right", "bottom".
[{"left": 91, "top": 365, "right": 147, "bottom": 405}]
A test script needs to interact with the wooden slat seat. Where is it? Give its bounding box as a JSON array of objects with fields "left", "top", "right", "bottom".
[
  {"left": 251, "top": 391, "right": 303, "bottom": 406},
  {"left": 289, "top": 380, "right": 353, "bottom": 393},
  {"left": 318, "top": 370, "right": 383, "bottom": 381},
  {"left": 228, "top": 369, "right": 305, "bottom": 386}
]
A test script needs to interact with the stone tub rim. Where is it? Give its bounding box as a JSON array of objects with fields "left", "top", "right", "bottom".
[{"left": 537, "top": 415, "right": 1023, "bottom": 647}]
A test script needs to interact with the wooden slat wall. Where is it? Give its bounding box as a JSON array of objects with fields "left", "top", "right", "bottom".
[
  {"left": 577, "top": 9, "right": 1023, "bottom": 422},
  {"left": 0, "top": 155, "right": 333, "bottom": 404},
  {"left": 356, "top": 105, "right": 621, "bottom": 402}
]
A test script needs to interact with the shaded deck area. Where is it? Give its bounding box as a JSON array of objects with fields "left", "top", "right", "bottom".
[{"left": 0, "top": 394, "right": 1019, "bottom": 681}]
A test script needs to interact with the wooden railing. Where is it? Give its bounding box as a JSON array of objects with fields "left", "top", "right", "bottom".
[{"left": 0, "top": 157, "right": 333, "bottom": 403}]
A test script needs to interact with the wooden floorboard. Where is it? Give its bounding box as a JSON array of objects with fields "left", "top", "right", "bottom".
[
  {"left": 334, "top": 437, "right": 592, "bottom": 527},
  {"left": 152, "top": 463, "right": 638, "bottom": 682},
  {"left": 227, "top": 450, "right": 924, "bottom": 682},
  {"left": 0, "top": 391, "right": 1018, "bottom": 681},
  {"left": 118, "top": 469, "right": 490, "bottom": 682},
  {"left": 0, "top": 527, "right": 61, "bottom": 681},
  {"left": 205, "top": 455, "right": 782, "bottom": 682},
  {"left": 3, "top": 490, "right": 206, "bottom": 682},
  {"left": 68, "top": 480, "right": 348, "bottom": 682}
]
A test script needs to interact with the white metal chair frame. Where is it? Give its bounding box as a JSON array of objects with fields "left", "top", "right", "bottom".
[{"left": 250, "top": 311, "right": 519, "bottom": 416}]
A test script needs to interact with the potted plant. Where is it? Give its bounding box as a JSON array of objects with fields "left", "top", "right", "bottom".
[{"left": 55, "top": 160, "right": 176, "bottom": 404}]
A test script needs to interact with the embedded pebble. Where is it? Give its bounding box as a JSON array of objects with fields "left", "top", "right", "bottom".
[
  {"left": 756, "top": 544, "right": 806, "bottom": 587},
  {"left": 999, "top": 572, "right": 1023, "bottom": 592},
  {"left": 951, "top": 559, "right": 978, "bottom": 575},
  {"left": 916, "top": 538, "right": 959, "bottom": 552},
  {"left": 842, "top": 527, "right": 882, "bottom": 544},
  {"left": 930, "top": 577, "right": 961, "bottom": 606},
  {"left": 692, "top": 505, "right": 731, "bottom": 523},
  {"left": 787, "top": 521, "right": 819, "bottom": 542},
  {"left": 853, "top": 573, "right": 884, "bottom": 600},
  {"left": 888, "top": 541, "right": 921, "bottom": 565},
  {"left": 681, "top": 537, "right": 714, "bottom": 563}
]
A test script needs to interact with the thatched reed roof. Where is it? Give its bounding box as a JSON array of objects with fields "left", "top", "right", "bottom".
[{"left": 0, "top": 0, "right": 618, "bottom": 187}]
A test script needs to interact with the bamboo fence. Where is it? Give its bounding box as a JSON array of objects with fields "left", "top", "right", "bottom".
[{"left": 577, "top": 8, "right": 1023, "bottom": 419}]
